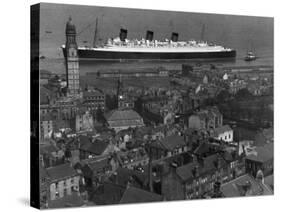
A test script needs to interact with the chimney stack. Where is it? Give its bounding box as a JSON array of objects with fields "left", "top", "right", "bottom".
[
  {"left": 171, "top": 32, "right": 179, "bottom": 42},
  {"left": 112, "top": 171, "right": 118, "bottom": 184},
  {"left": 146, "top": 30, "right": 154, "bottom": 41},
  {"left": 192, "top": 166, "right": 199, "bottom": 178},
  {"left": 119, "top": 28, "right": 128, "bottom": 42}
]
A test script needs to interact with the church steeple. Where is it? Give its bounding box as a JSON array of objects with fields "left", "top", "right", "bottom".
[{"left": 65, "top": 17, "right": 80, "bottom": 96}]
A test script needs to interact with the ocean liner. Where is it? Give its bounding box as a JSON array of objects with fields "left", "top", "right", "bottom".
[{"left": 62, "top": 18, "right": 236, "bottom": 61}]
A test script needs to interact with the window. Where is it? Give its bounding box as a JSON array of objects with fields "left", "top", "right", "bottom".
[{"left": 71, "top": 186, "right": 75, "bottom": 192}]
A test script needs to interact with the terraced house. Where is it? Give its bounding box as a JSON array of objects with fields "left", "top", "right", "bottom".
[
  {"left": 46, "top": 163, "right": 80, "bottom": 201},
  {"left": 161, "top": 152, "right": 242, "bottom": 200}
]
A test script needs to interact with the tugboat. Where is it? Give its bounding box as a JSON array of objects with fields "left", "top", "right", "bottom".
[{"left": 244, "top": 51, "right": 257, "bottom": 61}]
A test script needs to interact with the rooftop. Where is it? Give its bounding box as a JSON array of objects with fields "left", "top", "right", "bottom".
[
  {"left": 80, "top": 138, "right": 109, "bottom": 156},
  {"left": 84, "top": 157, "right": 110, "bottom": 172},
  {"left": 176, "top": 154, "right": 226, "bottom": 182},
  {"left": 246, "top": 143, "right": 273, "bottom": 163},
  {"left": 109, "top": 167, "right": 147, "bottom": 188},
  {"left": 83, "top": 89, "right": 104, "bottom": 98},
  {"left": 40, "top": 86, "right": 55, "bottom": 105},
  {"left": 118, "top": 147, "right": 148, "bottom": 165},
  {"left": 159, "top": 135, "right": 186, "bottom": 151},
  {"left": 40, "top": 144, "right": 59, "bottom": 155},
  {"left": 214, "top": 125, "right": 232, "bottom": 136},
  {"left": 195, "top": 106, "right": 222, "bottom": 120},
  {"left": 46, "top": 163, "right": 78, "bottom": 182},
  {"left": 221, "top": 174, "right": 273, "bottom": 197},
  {"left": 105, "top": 109, "right": 143, "bottom": 121},
  {"left": 119, "top": 186, "right": 163, "bottom": 204}
]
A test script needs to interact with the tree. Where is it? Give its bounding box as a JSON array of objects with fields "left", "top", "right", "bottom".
[
  {"left": 134, "top": 97, "right": 143, "bottom": 114},
  {"left": 235, "top": 88, "right": 253, "bottom": 100},
  {"left": 216, "top": 89, "right": 231, "bottom": 103},
  {"left": 105, "top": 94, "right": 118, "bottom": 110}
]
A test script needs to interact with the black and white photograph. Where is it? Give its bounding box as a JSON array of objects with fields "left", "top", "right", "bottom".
[{"left": 30, "top": 1, "right": 274, "bottom": 210}]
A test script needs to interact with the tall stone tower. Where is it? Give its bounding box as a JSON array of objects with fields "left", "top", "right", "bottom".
[{"left": 65, "top": 17, "right": 80, "bottom": 96}]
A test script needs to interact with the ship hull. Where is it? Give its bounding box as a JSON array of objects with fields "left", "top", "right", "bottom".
[{"left": 62, "top": 47, "right": 236, "bottom": 61}]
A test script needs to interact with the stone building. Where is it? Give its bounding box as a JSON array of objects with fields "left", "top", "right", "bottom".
[
  {"left": 212, "top": 125, "right": 233, "bottom": 143},
  {"left": 82, "top": 89, "right": 105, "bottom": 111},
  {"left": 161, "top": 152, "right": 241, "bottom": 200},
  {"left": 46, "top": 163, "right": 80, "bottom": 201},
  {"left": 149, "top": 135, "right": 189, "bottom": 160},
  {"left": 65, "top": 17, "right": 80, "bottom": 96},
  {"left": 75, "top": 108, "right": 94, "bottom": 132},
  {"left": 40, "top": 113, "right": 53, "bottom": 139},
  {"left": 105, "top": 109, "right": 144, "bottom": 132},
  {"left": 245, "top": 143, "right": 273, "bottom": 177},
  {"left": 188, "top": 106, "right": 223, "bottom": 131}
]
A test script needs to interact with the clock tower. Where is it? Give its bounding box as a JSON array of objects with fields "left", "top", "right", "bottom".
[{"left": 65, "top": 17, "right": 80, "bottom": 96}]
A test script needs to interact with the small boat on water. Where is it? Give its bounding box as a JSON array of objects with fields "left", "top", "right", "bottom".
[{"left": 244, "top": 51, "right": 257, "bottom": 61}]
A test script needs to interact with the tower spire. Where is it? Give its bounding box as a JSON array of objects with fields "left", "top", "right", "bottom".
[{"left": 65, "top": 17, "right": 80, "bottom": 96}]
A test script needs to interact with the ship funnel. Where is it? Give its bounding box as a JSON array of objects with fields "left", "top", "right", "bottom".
[
  {"left": 146, "top": 30, "right": 154, "bottom": 41},
  {"left": 119, "top": 28, "right": 128, "bottom": 42},
  {"left": 171, "top": 32, "right": 179, "bottom": 42}
]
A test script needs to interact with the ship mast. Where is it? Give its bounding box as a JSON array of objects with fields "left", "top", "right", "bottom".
[{"left": 93, "top": 18, "right": 98, "bottom": 47}]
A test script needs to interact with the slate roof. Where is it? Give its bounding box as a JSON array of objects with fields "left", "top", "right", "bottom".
[
  {"left": 83, "top": 89, "right": 104, "bottom": 97},
  {"left": 194, "top": 142, "right": 216, "bottom": 156},
  {"left": 40, "top": 144, "right": 58, "bottom": 154},
  {"left": 105, "top": 109, "right": 142, "bottom": 121},
  {"left": 80, "top": 139, "right": 109, "bottom": 156},
  {"left": 110, "top": 167, "right": 147, "bottom": 188},
  {"left": 119, "top": 186, "right": 163, "bottom": 204},
  {"left": 176, "top": 154, "right": 226, "bottom": 182},
  {"left": 221, "top": 174, "right": 273, "bottom": 197},
  {"left": 40, "top": 86, "right": 55, "bottom": 105},
  {"left": 91, "top": 183, "right": 126, "bottom": 205},
  {"left": 86, "top": 157, "right": 109, "bottom": 171},
  {"left": 176, "top": 162, "right": 198, "bottom": 182},
  {"left": 246, "top": 143, "right": 273, "bottom": 163},
  {"left": 264, "top": 174, "right": 274, "bottom": 189},
  {"left": 214, "top": 125, "right": 232, "bottom": 136},
  {"left": 46, "top": 163, "right": 78, "bottom": 182},
  {"left": 159, "top": 135, "right": 186, "bottom": 150}
]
